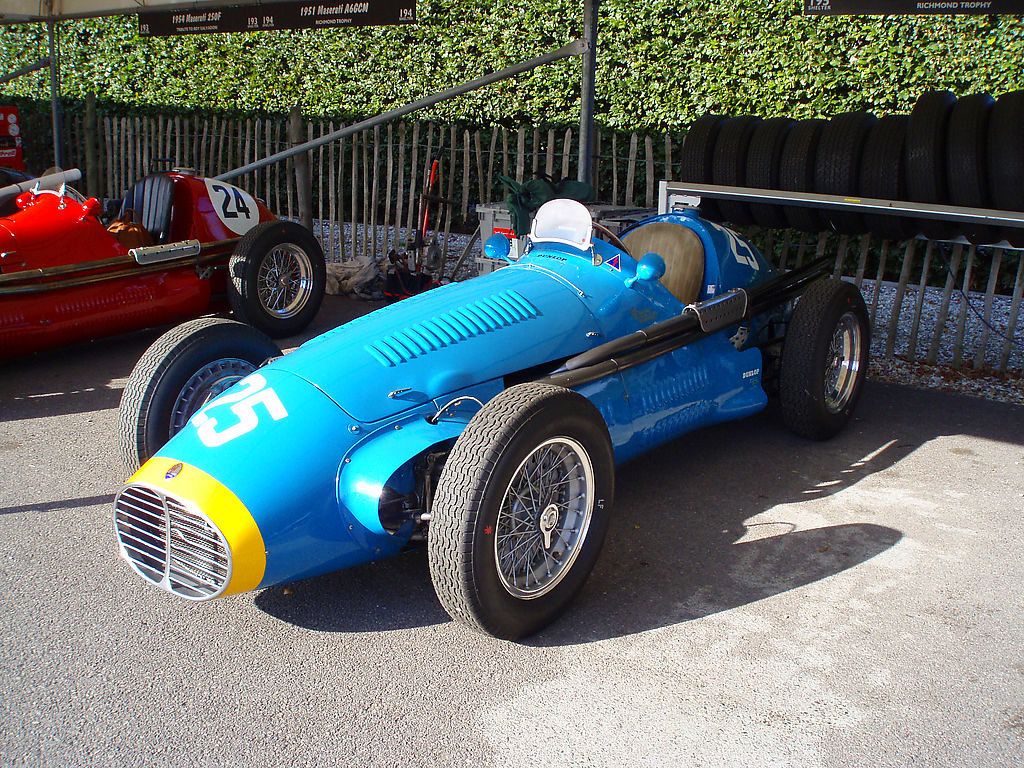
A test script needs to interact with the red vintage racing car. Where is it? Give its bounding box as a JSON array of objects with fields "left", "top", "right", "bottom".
[{"left": 0, "top": 168, "right": 325, "bottom": 359}]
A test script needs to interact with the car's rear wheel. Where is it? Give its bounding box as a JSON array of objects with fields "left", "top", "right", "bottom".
[
  {"left": 780, "top": 279, "right": 870, "bottom": 440},
  {"left": 118, "top": 317, "right": 281, "bottom": 472},
  {"left": 228, "top": 220, "right": 326, "bottom": 338},
  {"left": 428, "top": 383, "right": 614, "bottom": 640}
]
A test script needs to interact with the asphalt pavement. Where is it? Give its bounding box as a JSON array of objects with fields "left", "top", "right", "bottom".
[{"left": 2, "top": 296, "right": 1023, "bottom": 768}]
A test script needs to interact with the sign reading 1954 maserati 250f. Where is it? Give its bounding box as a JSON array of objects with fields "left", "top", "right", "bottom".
[{"left": 113, "top": 198, "right": 869, "bottom": 640}]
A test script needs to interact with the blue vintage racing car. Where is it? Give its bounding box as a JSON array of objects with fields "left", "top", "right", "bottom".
[{"left": 114, "top": 198, "right": 869, "bottom": 640}]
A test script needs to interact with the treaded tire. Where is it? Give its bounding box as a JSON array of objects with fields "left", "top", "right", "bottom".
[
  {"left": 779, "top": 119, "right": 827, "bottom": 233},
  {"left": 814, "top": 111, "right": 876, "bottom": 234},
  {"left": 679, "top": 114, "right": 726, "bottom": 222},
  {"left": 746, "top": 117, "right": 795, "bottom": 228},
  {"left": 428, "top": 383, "right": 614, "bottom": 640},
  {"left": 780, "top": 279, "right": 870, "bottom": 441},
  {"left": 228, "top": 220, "right": 326, "bottom": 338},
  {"left": 118, "top": 317, "right": 281, "bottom": 473},
  {"left": 906, "top": 90, "right": 958, "bottom": 240},
  {"left": 947, "top": 92, "right": 997, "bottom": 245},
  {"left": 859, "top": 114, "right": 915, "bottom": 241},
  {"left": 711, "top": 115, "right": 762, "bottom": 226},
  {"left": 987, "top": 89, "right": 1024, "bottom": 247}
]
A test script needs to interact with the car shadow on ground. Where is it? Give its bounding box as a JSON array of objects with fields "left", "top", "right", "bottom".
[
  {"left": 256, "top": 383, "right": 1014, "bottom": 641},
  {"left": 0, "top": 493, "right": 115, "bottom": 516},
  {"left": 0, "top": 327, "right": 164, "bottom": 421},
  {"left": 0, "top": 296, "right": 378, "bottom": 423}
]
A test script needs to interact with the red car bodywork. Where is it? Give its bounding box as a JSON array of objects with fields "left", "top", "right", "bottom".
[{"left": 0, "top": 172, "right": 275, "bottom": 359}]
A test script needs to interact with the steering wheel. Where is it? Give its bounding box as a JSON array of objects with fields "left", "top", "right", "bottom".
[{"left": 591, "top": 220, "right": 629, "bottom": 254}]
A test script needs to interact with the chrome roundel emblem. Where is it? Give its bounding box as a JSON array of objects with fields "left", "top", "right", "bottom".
[{"left": 164, "top": 462, "right": 184, "bottom": 481}]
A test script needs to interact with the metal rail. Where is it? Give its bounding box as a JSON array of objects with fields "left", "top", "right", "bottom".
[
  {"left": 659, "top": 182, "right": 1024, "bottom": 230},
  {"left": 0, "top": 168, "right": 82, "bottom": 204},
  {"left": 0, "top": 58, "right": 50, "bottom": 85},
  {"left": 216, "top": 39, "right": 587, "bottom": 182}
]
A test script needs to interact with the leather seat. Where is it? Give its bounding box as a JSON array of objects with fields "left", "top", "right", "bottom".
[
  {"left": 622, "top": 221, "right": 705, "bottom": 305},
  {"left": 119, "top": 173, "right": 175, "bottom": 244}
]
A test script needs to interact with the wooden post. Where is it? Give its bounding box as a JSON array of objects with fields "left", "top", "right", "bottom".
[
  {"left": 998, "top": 252, "right": 1024, "bottom": 373},
  {"left": 907, "top": 241, "right": 935, "bottom": 362},
  {"left": 869, "top": 240, "right": 890, "bottom": 328},
  {"left": 853, "top": 236, "right": 871, "bottom": 289},
  {"left": 664, "top": 133, "right": 673, "bottom": 182},
  {"left": 952, "top": 246, "right": 977, "bottom": 369},
  {"left": 84, "top": 93, "right": 98, "bottom": 197},
  {"left": 885, "top": 239, "right": 917, "bottom": 360},
  {"left": 610, "top": 133, "right": 619, "bottom": 205},
  {"left": 289, "top": 106, "right": 313, "bottom": 232},
  {"left": 515, "top": 126, "right": 526, "bottom": 184},
  {"left": 485, "top": 128, "right": 498, "bottom": 204},
  {"left": 645, "top": 135, "right": 655, "bottom": 209},
  {"left": 618, "top": 134, "right": 634, "bottom": 204},
  {"left": 927, "top": 244, "right": 963, "bottom": 365},
  {"left": 972, "top": 248, "right": 1002, "bottom": 370}
]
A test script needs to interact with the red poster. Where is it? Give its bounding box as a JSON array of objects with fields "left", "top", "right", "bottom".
[{"left": 0, "top": 107, "right": 26, "bottom": 171}]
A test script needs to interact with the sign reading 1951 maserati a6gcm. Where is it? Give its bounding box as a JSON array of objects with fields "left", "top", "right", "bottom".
[
  {"left": 0, "top": 167, "right": 325, "bottom": 359},
  {"left": 113, "top": 197, "right": 870, "bottom": 640}
]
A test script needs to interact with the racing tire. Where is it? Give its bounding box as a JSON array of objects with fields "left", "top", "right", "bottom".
[
  {"left": 814, "top": 111, "right": 876, "bottom": 234},
  {"left": 746, "top": 117, "right": 795, "bottom": 229},
  {"left": 427, "top": 383, "right": 614, "bottom": 640},
  {"left": 905, "top": 90, "right": 958, "bottom": 240},
  {"left": 228, "top": 220, "right": 326, "bottom": 338},
  {"left": 947, "top": 92, "right": 997, "bottom": 245},
  {"left": 780, "top": 279, "right": 870, "bottom": 441},
  {"left": 859, "top": 114, "right": 915, "bottom": 241},
  {"left": 779, "top": 119, "right": 828, "bottom": 233},
  {"left": 118, "top": 317, "right": 282, "bottom": 472},
  {"left": 986, "top": 90, "right": 1024, "bottom": 247},
  {"left": 679, "top": 114, "right": 726, "bottom": 222},
  {"left": 711, "top": 115, "right": 762, "bottom": 226}
]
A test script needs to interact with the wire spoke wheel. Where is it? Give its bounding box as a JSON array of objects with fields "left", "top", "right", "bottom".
[
  {"left": 495, "top": 437, "right": 595, "bottom": 599},
  {"left": 824, "top": 312, "right": 863, "bottom": 413},
  {"left": 257, "top": 244, "right": 314, "bottom": 319},
  {"left": 428, "top": 383, "right": 614, "bottom": 640},
  {"left": 228, "top": 221, "right": 325, "bottom": 338},
  {"left": 169, "top": 358, "right": 257, "bottom": 434}
]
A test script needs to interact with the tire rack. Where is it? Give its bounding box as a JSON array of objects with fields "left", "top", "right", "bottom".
[{"left": 658, "top": 181, "right": 1024, "bottom": 374}]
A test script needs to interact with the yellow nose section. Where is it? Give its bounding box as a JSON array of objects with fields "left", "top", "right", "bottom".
[{"left": 130, "top": 457, "right": 267, "bottom": 597}]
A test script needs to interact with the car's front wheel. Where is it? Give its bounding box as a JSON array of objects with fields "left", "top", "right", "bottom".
[
  {"left": 427, "top": 383, "right": 614, "bottom": 640},
  {"left": 118, "top": 317, "right": 281, "bottom": 472}
]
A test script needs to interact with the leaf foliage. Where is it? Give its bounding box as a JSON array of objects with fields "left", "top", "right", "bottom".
[{"left": 1, "top": 2, "right": 1022, "bottom": 130}]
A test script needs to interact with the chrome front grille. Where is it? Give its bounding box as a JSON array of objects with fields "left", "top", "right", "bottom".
[{"left": 115, "top": 484, "right": 231, "bottom": 600}]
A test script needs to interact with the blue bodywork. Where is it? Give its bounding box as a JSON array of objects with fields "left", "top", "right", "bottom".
[{"left": 136, "top": 206, "right": 781, "bottom": 592}]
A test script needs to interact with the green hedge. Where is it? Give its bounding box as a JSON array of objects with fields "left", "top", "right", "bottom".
[{"left": 2, "top": 2, "right": 1023, "bottom": 130}]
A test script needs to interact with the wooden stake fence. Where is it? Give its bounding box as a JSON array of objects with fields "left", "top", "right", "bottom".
[{"left": 58, "top": 106, "right": 1024, "bottom": 375}]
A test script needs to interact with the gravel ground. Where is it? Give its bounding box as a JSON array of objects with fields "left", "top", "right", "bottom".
[
  {"left": 311, "top": 220, "right": 1024, "bottom": 406},
  {"left": 863, "top": 281, "right": 1023, "bottom": 406}
]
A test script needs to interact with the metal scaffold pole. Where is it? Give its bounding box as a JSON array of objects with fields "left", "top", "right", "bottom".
[{"left": 577, "top": 0, "right": 599, "bottom": 186}]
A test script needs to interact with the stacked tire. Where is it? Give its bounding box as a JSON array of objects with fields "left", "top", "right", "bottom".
[{"left": 678, "top": 90, "right": 1024, "bottom": 246}]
